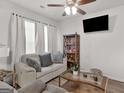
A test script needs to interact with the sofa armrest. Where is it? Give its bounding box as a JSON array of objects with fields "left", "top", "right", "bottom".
[
  {"left": 18, "top": 80, "right": 46, "bottom": 93},
  {"left": 15, "top": 63, "right": 36, "bottom": 87}
]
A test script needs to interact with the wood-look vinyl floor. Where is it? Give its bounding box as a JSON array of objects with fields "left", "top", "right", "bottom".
[{"left": 48, "top": 78, "right": 124, "bottom": 93}]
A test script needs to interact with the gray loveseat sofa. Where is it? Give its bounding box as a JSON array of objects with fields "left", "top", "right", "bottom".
[{"left": 15, "top": 53, "right": 67, "bottom": 87}]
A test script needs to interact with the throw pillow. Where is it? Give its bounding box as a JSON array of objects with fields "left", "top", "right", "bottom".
[
  {"left": 26, "top": 58, "right": 41, "bottom": 72},
  {"left": 51, "top": 52, "right": 63, "bottom": 63},
  {"left": 39, "top": 53, "right": 53, "bottom": 67},
  {"left": 21, "top": 54, "right": 41, "bottom": 66}
]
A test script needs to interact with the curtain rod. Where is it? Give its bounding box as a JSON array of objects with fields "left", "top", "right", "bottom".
[{"left": 12, "top": 13, "right": 56, "bottom": 28}]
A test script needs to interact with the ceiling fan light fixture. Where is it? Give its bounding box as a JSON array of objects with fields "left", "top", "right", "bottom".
[
  {"left": 65, "top": 6, "right": 71, "bottom": 15},
  {"left": 72, "top": 6, "right": 77, "bottom": 15},
  {"left": 75, "top": 3, "right": 78, "bottom": 7},
  {"left": 65, "top": 6, "right": 77, "bottom": 15}
]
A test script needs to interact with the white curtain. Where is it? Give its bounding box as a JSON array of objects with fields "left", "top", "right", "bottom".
[
  {"left": 35, "top": 23, "right": 44, "bottom": 54},
  {"left": 48, "top": 26, "right": 57, "bottom": 54},
  {"left": 16, "top": 16, "right": 25, "bottom": 62},
  {"left": 8, "top": 14, "right": 25, "bottom": 70}
]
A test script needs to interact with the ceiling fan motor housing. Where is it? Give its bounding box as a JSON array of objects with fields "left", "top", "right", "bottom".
[{"left": 66, "top": 0, "right": 75, "bottom": 6}]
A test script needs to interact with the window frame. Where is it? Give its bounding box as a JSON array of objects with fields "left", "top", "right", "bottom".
[
  {"left": 43, "top": 25, "right": 48, "bottom": 53},
  {"left": 24, "top": 19, "right": 36, "bottom": 54}
]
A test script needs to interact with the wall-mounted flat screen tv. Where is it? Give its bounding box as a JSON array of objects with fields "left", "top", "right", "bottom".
[{"left": 83, "top": 15, "right": 109, "bottom": 33}]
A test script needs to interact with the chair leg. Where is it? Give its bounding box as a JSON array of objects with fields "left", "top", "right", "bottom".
[{"left": 59, "top": 76, "right": 61, "bottom": 87}]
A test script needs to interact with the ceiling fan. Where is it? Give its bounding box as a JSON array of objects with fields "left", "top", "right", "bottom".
[{"left": 40, "top": 0, "right": 96, "bottom": 16}]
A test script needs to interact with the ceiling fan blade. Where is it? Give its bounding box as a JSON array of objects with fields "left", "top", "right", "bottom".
[
  {"left": 62, "top": 12, "right": 66, "bottom": 16},
  {"left": 78, "top": 0, "right": 96, "bottom": 5},
  {"left": 72, "top": 0, "right": 77, "bottom": 3},
  {"left": 47, "top": 4, "right": 65, "bottom": 7},
  {"left": 77, "top": 8, "right": 86, "bottom": 15}
]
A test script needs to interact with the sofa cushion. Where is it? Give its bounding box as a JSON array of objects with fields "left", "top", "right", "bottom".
[
  {"left": 21, "top": 54, "right": 41, "bottom": 65},
  {"left": 36, "top": 64, "right": 64, "bottom": 79},
  {"left": 27, "top": 58, "right": 41, "bottom": 72},
  {"left": 18, "top": 80, "right": 46, "bottom": 93},
  {"left": 51, "top": 52, "right": 63, "bottom": 63},
  {"left": 39, "top": 53, "right": 53, "bottom": 67}
]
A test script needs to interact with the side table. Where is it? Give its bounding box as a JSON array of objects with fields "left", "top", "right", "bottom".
[{"left": 0, "top": 69, "right": 16, "bottom": 88}]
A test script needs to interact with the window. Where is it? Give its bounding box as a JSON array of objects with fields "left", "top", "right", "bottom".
[
  {"left": 24, "top": 20, "right": 36, "bottom": 54},
  {"left": 44, "top": 25, "right": 48, "bottom": 52}
]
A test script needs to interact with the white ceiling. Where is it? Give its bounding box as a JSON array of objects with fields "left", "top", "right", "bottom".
[{"left": 7, "top": 0, "right": 124, "bottom": 21}]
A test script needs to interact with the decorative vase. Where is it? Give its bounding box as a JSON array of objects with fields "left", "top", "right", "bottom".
[
  {"left": 73, "top": 71, "right": 78, "bottom": 76},
  {"left": 93, "top": 76, "right": 98, "bottom": 82}
]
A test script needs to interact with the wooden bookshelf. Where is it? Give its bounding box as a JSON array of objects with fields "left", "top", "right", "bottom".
[{"left": 63, "top": 32, "right": 80, "bottom": 70}]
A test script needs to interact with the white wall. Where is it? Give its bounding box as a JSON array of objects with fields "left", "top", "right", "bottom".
[
  {"left": 0, "top": 0, "right": 57, "bottom": 70},
  {"left": 59, "top": 6, "right": 124, "bottom": 82}
]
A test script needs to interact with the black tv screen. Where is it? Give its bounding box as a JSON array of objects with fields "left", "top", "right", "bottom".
[{"left": 83, "top": 15, "right": 109, "bottom": 33}]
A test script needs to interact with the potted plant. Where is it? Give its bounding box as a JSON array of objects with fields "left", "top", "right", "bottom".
[{"left": 72, "top": 64, "right": 79, "bottom": 76}]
